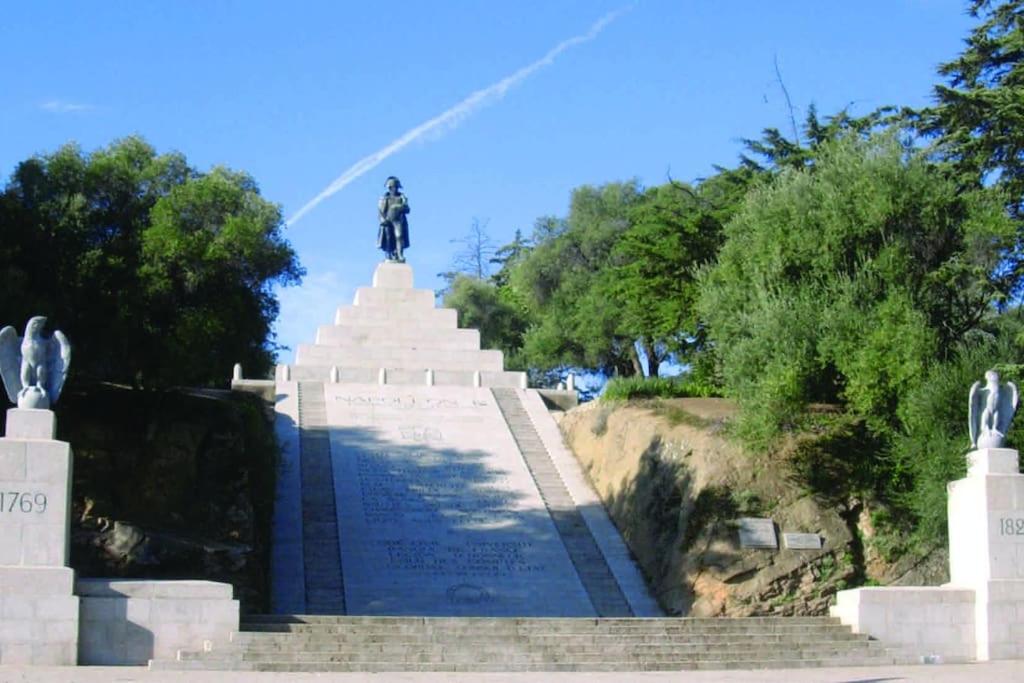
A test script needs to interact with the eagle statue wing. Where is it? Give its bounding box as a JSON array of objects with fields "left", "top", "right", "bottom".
[
  {"left": 47, "top": 329, "right": 72, "bottom": 405},
  {"left": 0, "top": 326, "right": 21, "bottom": 404},
  {"left": 968, "top": 380, "right": 983, "bottom": 448},
  {"left": 997, "top": 381, "right": 1019, "bottom": 439}
]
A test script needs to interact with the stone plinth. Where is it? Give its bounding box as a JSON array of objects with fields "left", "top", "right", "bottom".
[
  {"left": 948, "top": 448, "right": 1024, "bottom": 660},
  {"left": 5, "top": 408, "right": 56, "bottom": 440},
  {"left": 833, "top": 446, "right": 1024, "bottom": 661},
  {"left": 372, "top": 262, "right": 414, "bottom": 289},
  {"left": 0, "top": 566, "right": 78, "bottom": 664},
  {"left": 76, "top": 579, "right": 238, "bottom": 665},
  {"left": 0, "top": 410, "right": 78, "bottom": 664},
  {"left": 830, "top": 587, "right": 976, "bottom": 662}
]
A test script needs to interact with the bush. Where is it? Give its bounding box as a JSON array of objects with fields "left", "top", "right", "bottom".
[
  {"left": 891, "top": 335, "right": 1024, "bottom": 544},
  {"left": 601, "top": 373, "right": 720, "bottom": 402}
]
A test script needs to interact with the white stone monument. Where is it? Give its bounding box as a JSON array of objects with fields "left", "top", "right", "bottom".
[
  {"left": 0, "top": 317, "right": 241, "bottom": 667},
  {"left": 831, "top": 371, "right": 1024, "bottom": 662},
  {"left": 0, "top": 408, "right": 78, "bottom": 664},
  {"left": 268, "top": 262, "right": 662, "bottom": 618},
  {"left": 0, "top": 318, "right": 78, "bottom": 664}
]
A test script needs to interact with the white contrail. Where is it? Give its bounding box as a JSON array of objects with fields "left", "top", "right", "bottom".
[{"left": 286, "top": 6, "right": 631, "bottom": 227}]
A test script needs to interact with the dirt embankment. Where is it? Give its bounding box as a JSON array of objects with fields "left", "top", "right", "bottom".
[{"left": 558, "top": 398, "right": 945, "bottom": 617}]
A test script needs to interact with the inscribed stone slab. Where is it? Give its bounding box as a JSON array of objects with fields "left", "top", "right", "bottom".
[
  {"left": 783, "top": 532, "right": 823, "bottom": 550},
  {"left": 737, "top": 517, "right": 778, "bottom": 549},
  {"left": 325, "top": 383, "right": 596, "bottom": 617}
]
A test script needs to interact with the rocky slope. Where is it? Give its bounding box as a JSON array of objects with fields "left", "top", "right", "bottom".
[{"left": 558, "top": 398, "right": 946, "bottom": 617}]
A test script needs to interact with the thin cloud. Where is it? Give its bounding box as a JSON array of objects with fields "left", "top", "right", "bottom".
[
  {"left": 286, "top": 6, "right": 632, "bottom": 227},
  {"left": 39, "top": 99, "right": 95, "bottom": 114}
]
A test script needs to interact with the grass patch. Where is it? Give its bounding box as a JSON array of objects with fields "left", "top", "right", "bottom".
[
  {"left": 650, "top": 402, "right": 714, "bottom": 429},
  {"left": 602, "top": 374, "right": 721, "bottom": 402}
]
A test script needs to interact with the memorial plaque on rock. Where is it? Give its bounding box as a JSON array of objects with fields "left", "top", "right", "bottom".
[
  {"left": 783, "top": 532, "right": 822, "bottom": 550},
  {"left": 737, "top": 517, "right": 777, "bottom": 549}
]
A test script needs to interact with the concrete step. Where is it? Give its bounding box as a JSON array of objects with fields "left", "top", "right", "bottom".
[
  {"left": 282, "top": 365, "right": 527, "bottom": 388},
  {"left": 352, "top": 286, "right": 435, "bottom": 308},
  {"left": 492, "top": 388, "right": 633, "bottom": 618},
  {"left": 334, "top": 303, "right": 453, "bottom": 326},
  {"left": 153, "top": 652, "right": 909, "bottom": 672},
  {"left": 207, "top": 638, "right": 884, "bottom": 656},
  {"left": 296, "top": 382, "right": 345, "bottom": 613},
  {"left": 240, "top": 614, "right": 847, "bottom": 627},
  {"left": 296, "top": 344, "right": 505, "bottom": 372},
  {"left": 316, "top": 325, "right": 481, "bottom": 350},
  {"left": 238, "top": 624, "right": 868, "bottom": 639},
  {"left": 184, "top": 645, "right": 887, "bottom": 665}
]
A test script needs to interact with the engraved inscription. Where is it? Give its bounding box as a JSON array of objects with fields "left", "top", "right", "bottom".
[
  {"left": 783, "top": 532, "right": 822, "bottom": 550},
  {"left": 737, "top": 517, "right": 778, "bottom": 549},
  {"left": 399, "top": 426, "right": 444, "bottom": 442},
  {"left": 447, "top": 583, "right": 491, "bottom": 604},
  {"left": 998, "top": 517, "right": 1024, "bottom": 537},
  {"left": 0, "top": 491, "right": 47, "bottom": 514},
  {"left": 335, "top": 395, "right": 474, "bottom": 410},
  {"left": 356, "top": 451, "right": 517, "bottom": 525},
  {"left": 374, "top": 539, "right": 545, "bottom": 577}
]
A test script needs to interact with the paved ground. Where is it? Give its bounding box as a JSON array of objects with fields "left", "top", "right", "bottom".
[{"left": 0, "top": 662, "right": 1022, "bottom": 683}]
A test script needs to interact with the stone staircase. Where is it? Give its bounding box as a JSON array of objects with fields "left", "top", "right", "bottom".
[
  {"left": 152, "top": 615, "right": 913, "bottom": 672},
  {"left": 296, "top": 381, "right": 345, "bottom": 613},
  {"left": 492, "top": 388, "right": 632, "bottom": 617}
]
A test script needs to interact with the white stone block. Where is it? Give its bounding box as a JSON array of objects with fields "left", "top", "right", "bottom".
[
  {"left": 0, "top": 436, "right": 71, "bottom": 567},
  {"left": 0, "top": 441, "right": 27, "bottom": 479},
  {"left": 4, "top": 409, "right": 55, "bottom": 440},
  {"left": 76, "top": 580, "right": 237, "bottom": 665},
  {"left": 295, "top": 343, "right": 505, "bottom": 372},
  {"left": 968, "top": 449, "right": 1020, "bottom": 476},
  {"left": 372, "top": 262, "right": 414, "bottom": 289},
  {"left": 353, "top": 286, "right": 433, "bottom": 308},
  {"left": 335, "top": 305, "right": 458, "bottom": 329}
]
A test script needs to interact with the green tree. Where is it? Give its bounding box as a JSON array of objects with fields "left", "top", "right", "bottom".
[
  {"left": 511, "top": 182, "right": 644, "bottom": 377},
  {"left": 441, "top": 274, "right": 529, "bottom": 370},
  {"left": 928, "top": 1, "right": 1024, "bottom": 218},
  {"left": 609, "top": 180, "right": 727, "bottom": 376},
  {"left": 698, "top": 133, "right": 1014, "bottom": 444},
  {"left": 0, "top": 137, "right": 302, "bottom": 387}
]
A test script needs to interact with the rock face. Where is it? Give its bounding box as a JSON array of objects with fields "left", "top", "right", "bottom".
[
  {"left": 559, "top": 399, "right": 863, "bottom": 617},
  {"left": 0, "top": 383, "right": 279, "bottom": 612}
]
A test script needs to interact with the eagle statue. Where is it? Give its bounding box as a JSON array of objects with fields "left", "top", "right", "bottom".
[
  {"left": 0, "top": 316, "right": 72, "bottom": 410},
  {"left": 969, "top": 369, "right": 1019, "bottom": 449}
]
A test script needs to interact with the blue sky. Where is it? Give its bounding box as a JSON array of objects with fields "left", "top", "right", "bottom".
[{"left": 0, "top": 2, "right": 975, "bottom": 360}]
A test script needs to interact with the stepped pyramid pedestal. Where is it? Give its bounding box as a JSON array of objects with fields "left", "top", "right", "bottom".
[{"left": 269, "top": 262, "right": 659, "bottom": 618}]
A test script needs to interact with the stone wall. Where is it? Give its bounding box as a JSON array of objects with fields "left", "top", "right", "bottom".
[{"left": 77, "top": 579, "right": 238, "bottom": 665}]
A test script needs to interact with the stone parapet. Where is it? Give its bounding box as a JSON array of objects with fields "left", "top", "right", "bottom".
[
  {"left": 829, "top": 587, "right": 975, "bottom": 662},
  {"left": 834, "top": 447, "right": 1024, "bottom": 661},
  {"left": 76, "top": 579, "right": 238, "bottom": 665},
  {"left": 0, "top": 566, "right": 77, "bottom": 665}
]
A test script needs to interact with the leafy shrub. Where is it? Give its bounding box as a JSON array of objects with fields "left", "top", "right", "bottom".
[
  {"left": 891, "top": 335, "right": 1023, "bottom": 544},
  {"left": 601, "top": 373, "right": 720, "bottom": 402}
]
